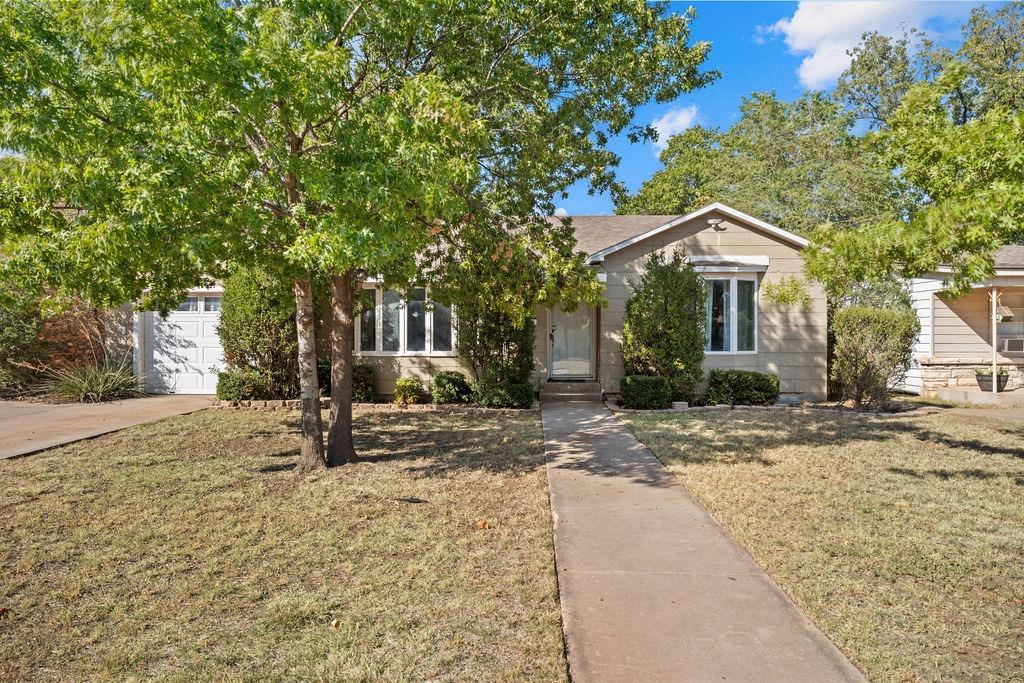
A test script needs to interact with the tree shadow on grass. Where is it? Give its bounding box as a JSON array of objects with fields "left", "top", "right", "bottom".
[
  {"left": 888, "top": 466, "right": 1024, "bottom": 484},
  {"left": 631, "top": 409, "right": 1024, "bottom": 475}
]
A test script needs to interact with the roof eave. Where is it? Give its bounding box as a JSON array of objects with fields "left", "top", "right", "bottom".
[{"left": 584, "top": 202, "right": 809, "bottom": 264}]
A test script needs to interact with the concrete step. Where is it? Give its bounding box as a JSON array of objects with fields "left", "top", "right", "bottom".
[{"left": 540, "top": 381, "right": 603, "bottom": 398}]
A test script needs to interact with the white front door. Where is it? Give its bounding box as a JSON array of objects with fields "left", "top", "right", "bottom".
[
  {"left": 549, "top": 305, "right": 593, "bottom": 378},
  {"left": 145, "top": 293, "right": 224, "bottom": 394}
]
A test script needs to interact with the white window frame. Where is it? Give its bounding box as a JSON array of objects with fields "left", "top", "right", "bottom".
[
  {"left": 704, "top": 275, "right": 758, "bottom": 356},
  {"left": 355, "top": 286, "right": 457, "bottom": 357}
]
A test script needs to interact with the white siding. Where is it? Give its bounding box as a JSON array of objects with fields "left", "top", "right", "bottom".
[{"left": 899, "top": 278, "right": 942, "bottom": 394}]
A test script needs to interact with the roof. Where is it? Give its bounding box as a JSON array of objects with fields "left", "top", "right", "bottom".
[
  {"left": 995, "top": 245, "right": 1024, "bottom": 269},
  {"left": 550, "top": 203, "right": 809, "bottom": 263},
  {"left": 547, "top": 214, "right": 679, "bottom": 259}
]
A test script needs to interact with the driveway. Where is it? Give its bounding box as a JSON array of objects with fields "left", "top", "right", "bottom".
[{"left": 0, "top": 395, "right": 212, "bottom": 459}]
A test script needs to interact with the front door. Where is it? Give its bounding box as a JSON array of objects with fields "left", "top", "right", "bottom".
[{"left": 549, "top": 305, "right": 593, "bottom": 378}]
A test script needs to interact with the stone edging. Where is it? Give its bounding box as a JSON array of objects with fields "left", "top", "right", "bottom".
[
  {"left": 211, "top": 399, "right": 539, "bottom": 414},
  {"left": 606, "top": 402, "right": 944, "bottom": 418}
]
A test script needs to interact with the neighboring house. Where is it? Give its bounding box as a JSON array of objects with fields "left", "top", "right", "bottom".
[
  {"left": 902, "top": 245, "right": 1024, "bottom": 398},
  {"left": 132, "top": 202, "right": 828, "bottom": 401}
]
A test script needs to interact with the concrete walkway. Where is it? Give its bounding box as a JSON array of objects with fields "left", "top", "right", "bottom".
[
  {"left": 0, "top": 395, "right": 212, "bottom": 459},
  {"left": 542, "top": 398, "right": 865, "bottom": 683}
]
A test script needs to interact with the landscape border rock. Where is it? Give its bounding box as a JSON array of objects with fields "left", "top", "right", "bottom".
[
  {"left": 211, "top": 399, "right": 540, "bottom": 414},
  {"left": 606, "top": 401, "right": 944, "bottom": 418}
]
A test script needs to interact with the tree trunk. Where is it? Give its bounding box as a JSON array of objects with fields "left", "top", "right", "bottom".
[
  {"left": 327, "top": 271, "right": 358, "bottom": 465},
  {"left": 293, "top": 278, "right": 326, "bottom": 472}
]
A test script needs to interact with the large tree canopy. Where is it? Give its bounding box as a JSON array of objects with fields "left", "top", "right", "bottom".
[
  {"left": 0, "top": 0, "right": 715, "bottom": 467},
  {"left": 616, "top": 92, "right": 906, "bottom": 236}
]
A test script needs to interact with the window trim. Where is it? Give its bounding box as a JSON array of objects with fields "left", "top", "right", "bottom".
[
  {"left": 704, "top": 275, "right": 759, "bottom": 356},
  {"left": 354, "top": 286, "right": 458, "bottom": 358}
]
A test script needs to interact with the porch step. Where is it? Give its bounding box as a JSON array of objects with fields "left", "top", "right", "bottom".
[{"left": 540, "top": 381, "right": 603, "bottom": 399}]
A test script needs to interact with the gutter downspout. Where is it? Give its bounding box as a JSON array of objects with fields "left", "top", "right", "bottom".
[{"left": 991, "top": 287, "right": 998, "bottom": 396}]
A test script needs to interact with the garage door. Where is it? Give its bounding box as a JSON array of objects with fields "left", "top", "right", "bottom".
[{"left": 145, "top": 293, "right": 224, "bottom": 394}]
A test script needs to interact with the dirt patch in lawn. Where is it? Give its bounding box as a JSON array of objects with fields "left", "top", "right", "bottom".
[
  {"left": 0, "top": 408, "right": 566, "bottom": 682},
  {"left": 620, "top": 409, "right": 1024, "bottom": 682}
]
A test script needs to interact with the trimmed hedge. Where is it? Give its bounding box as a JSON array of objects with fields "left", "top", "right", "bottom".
[
  {"left": 393, "top": 376, "right": 426, "bottom": 405},
  {"left": 432, "top": 370, "right": 473, "bottom": 404},
  {"left": 619, "top": 374, "right": 671, "bottom": 409},
  {"left": 216, "top": 368, "right": 276, "bottom": 401},
  {"left": 475, "top": 381, "right": 535, "bottom": 409},
  {"left": 703, "top": 369, "right": 780, "bottom": 406}
]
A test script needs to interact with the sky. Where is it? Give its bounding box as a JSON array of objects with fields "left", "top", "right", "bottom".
[{"left": 557, "top": 0, "right": 989, "bottom": 216}]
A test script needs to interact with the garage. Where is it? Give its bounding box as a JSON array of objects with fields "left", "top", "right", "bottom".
[{"left": 138, "top": 290, "right": 225, "bottom": 394}]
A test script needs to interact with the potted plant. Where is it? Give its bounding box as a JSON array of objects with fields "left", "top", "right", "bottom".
[{"left": 975, "top": 368, "right": 1009, "bottom": 392}]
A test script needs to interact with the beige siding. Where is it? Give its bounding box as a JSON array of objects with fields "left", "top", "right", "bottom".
[
  {"left": 356, "top": 355, "right": 464, "bottom": 395},
  {"left": 933, "top": 290, "right": 992, "bottom": 356},
  {"left": 596, "top": 210, "right": 827, "bottom": 400}
]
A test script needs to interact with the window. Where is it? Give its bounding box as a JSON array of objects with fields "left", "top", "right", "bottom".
[
  {"left": 382, "top": 290, "right": 401, "bottom": 352},
  {"left": 406, "top": 288, "right": 426, "bottom": 352},
  {"left": 705, "top": 277, "right": 757, "bottom": 353},
  {"left": 358, "top": 289, "right": 376, "bottom": 352},
  {"left": 203, "top": 296, "right": 222, "bottom": 312},
  {"left": 176, "top": 296, "right": 199, "bottom": 312},
  {"left": 356, "top": 288, "right": 456, "bottom": 355},
  {"left": 432, "top": 302, "right": 453, "bottom": 353}
]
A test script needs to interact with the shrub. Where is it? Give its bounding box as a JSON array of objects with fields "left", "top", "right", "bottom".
[
  {"left": 218, "top": 267, "right": 299, "bottom": 399},
  {"left": 393, "top": 376, "right": 426, "bottom": 405},
  {"left": 621, "top": 249, "right": 707, "bottom": 402},
  {"left": 316, "top": 360, "right": 374, "bottom": 401},
  {"left": 456, "top": 308, "right": 536, "bottom": 386},
  {"left": 474, "top": 381, "right": 535, "bottom": 409},
  {"left": 0, "top": 288, "right": 45, "bottom": 392},
  {"left": 703, "top": 369, "right": 780, "bottom": 406},
  {"left": 432, "top": 370, "right": 473, "bottom": 404},
  {"left": 352, "top": 363, "right": 376, "bottom": 403},
  {"left": 38, "top": 357, "right": 142, "bottom": 403},
  {"left": 619, "top": 375, "right": 671, "bottom": 409},
  {"left": 216, "top": 368, "right": 276, "bottom": 401},
  {"left": 831, "top": 306, "right": 919, "bottom": 408}
]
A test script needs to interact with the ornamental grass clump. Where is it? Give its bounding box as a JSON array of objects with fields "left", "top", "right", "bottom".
[{"left": 39, "top": 357, "right": 142, "bottom": 403}]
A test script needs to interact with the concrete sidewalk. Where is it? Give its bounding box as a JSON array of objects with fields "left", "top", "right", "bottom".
[
  {"left": 0, "top": 395, "right": 212, "bottom": 459},
  {"left": 542, "top": 398, "right": 865, "bottom": 682}
]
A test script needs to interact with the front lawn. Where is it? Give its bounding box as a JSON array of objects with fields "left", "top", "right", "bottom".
[
  {"left": 620, "top": 409, "right": 1024, "bottom": 682},
  {"left": 0, "top": 408, "right": 566, "bottom": 681}
]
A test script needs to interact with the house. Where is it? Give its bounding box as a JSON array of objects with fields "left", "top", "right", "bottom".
[
  {"left": 132, "top": 202, "right": 828, "bottom": 402},
  {"left": 902, "top": 245, "right": 1024, "bottom": 402}
]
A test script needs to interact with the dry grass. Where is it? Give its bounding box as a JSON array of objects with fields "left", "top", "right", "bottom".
[
  {"left": 0, "top": 408, "right": 566, "bottom": 682},
  {"left": 621, "top": 409, "right": 1024, "bottom": 682}
]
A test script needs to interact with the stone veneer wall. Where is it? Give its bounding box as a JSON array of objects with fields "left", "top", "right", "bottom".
[{"left": 919, "top": 356, "right": 1024, "bottom": 394}]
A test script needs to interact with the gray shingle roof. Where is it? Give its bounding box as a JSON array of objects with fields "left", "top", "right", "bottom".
[
  {"left": 995, "top": 245, "right": 1024, "bottom": 269},
  {"left": 548, "top": 215, "right": 678, "bottom": 259}
]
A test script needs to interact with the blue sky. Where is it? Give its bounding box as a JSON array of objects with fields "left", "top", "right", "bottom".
[{"left": 558, "top": 0, "right": 988, "bottom": 215}]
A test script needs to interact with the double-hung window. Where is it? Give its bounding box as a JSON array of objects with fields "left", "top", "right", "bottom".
[
  {"left": 705, "top": 276, "right": 757, "bottom": 354},
  {"left": 355, "top": 287, "right": 456, "bottom": 356}
]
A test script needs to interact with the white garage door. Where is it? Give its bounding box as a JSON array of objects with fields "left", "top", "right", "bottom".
[{"left": 145, "top": 293, "right": 224, "bottom": 394}]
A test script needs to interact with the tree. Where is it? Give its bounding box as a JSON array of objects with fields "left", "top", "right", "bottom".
[
  {"left": 836, "top": 4, "right": 1024, "bottom": 129},
  {"left": 430, "top": 215, "right": 604, "bottom": 386},
  {"left": 620, "top": 250, "right": 706, "bottom": 403},
  {"left": 0, "top": 1, "right": 715, "bottom": 468},
  {"left": 806, "top": 68, "right": 1024, "bottom": 296},
  {"left": 617, "top": 92, "right": 906, "bottom": 236}
]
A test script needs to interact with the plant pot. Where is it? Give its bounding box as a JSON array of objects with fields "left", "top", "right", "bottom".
[{"left": 976, "top": 373, "right": 1009, "bottom": 392}]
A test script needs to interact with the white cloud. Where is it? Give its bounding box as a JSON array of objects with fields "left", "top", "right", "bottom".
[
  {"left": 651, "top": 104, "right": 699, "bottom": 151},
  {"left": 553, "top": 207, "right": 569, "bottom": 218},
  {"left": 763, "top": 1, "right": 974, "bottom": 89}
]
